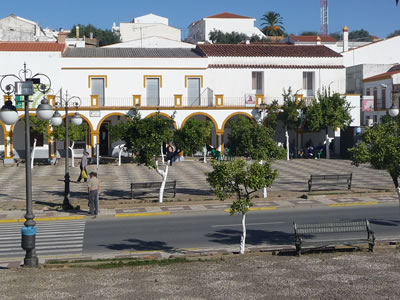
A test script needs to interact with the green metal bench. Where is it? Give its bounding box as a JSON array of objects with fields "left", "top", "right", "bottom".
[{"left": 308, "top": 173, "right": 352, "bottom": 192}]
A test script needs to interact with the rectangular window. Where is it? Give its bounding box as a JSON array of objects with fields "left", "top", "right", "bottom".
[
  {"left": 381, "top": 86, "right": 386, "bottom": 109},
  {"left": 303, "top": 72, "right": 314, "bottom": 96},
  {"left": 187, "top": 78, "right": 201, "bottom": 106},
  {"left": 252, "top": 72, "right": 263, "bottom": 92},
  {"left": 366, "top": 88, "right": 370, "bottom": 96},
  {"left": 373, "top": 88, "right": 378, "bottom": 110},
  {"left": 146, "top": 78, "right": 160, "bottom": 106},
  {"left": 91, "top": 78, "right": 105, "bottom": 106}
]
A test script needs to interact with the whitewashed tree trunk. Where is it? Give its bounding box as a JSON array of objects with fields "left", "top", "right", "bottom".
[
  {"left": 161, "top": 143, "right": 165, "bottom": 165},
  {"left": 260, "top": 160, "right": 267, "bottom": 198},
  {"left": 325, "top": 133, "right": 330, "bottom": 159},
  {"left": 396, "top": 187, "right": 400, "bottom": 207},
  {"left": 156, "top": 160, "right": 169, "bottom": 203},
  {"left": 285, "top": 128, "right": 290, "bottom": 161},
  {"left": 69, "top": 141, "right": 75, "bottom": 167},
  {"left": 30, "top": 138, "right": 37, "bottom": 169},
  {"left": 118, "top": 144, "right": 125, "bottom": 166},
  {"left": 240, "top": 212, "right": 247, "bottom": 254},
  {"left": 203, "top": 145, "right": 207, "bottom": 163},
  {"left": 96, "top": 144, "right": 100, "bottom": 170}
]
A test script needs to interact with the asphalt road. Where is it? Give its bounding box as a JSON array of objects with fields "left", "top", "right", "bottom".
[{"left": 83, "top": 204, "right": 400, "bottom": 254}]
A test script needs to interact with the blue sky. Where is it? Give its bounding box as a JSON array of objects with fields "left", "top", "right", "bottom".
[{"left": 2, "top": 0, "right": 399, "bottom": 38}]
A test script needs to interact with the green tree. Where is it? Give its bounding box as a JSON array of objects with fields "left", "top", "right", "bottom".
[
  {"left": 387, "top": 30, "right": 400, "bottom": 38},
  {"left": 51, "top": 122, "right": 88, "bottom": 142},
  {"left": 303, "top": 91, "right": 352, "bottom": 159},
  {"left": 110, "top": 110, "right": 174, "bottom": 202},
  {"left": 207, "top": 159, "right": 278, "bottom": 254},
  {"left": 263, "top": 100, "right": 280, "bottom": 130},
  {"left": 260, "top": 11, "right": 285, "bottom": 36},
  {"left": 349, "top": 29, "right": 373, "bottom": 42},
  {"left": 279, "top": 88, "right": 304, "bottom": 160},
  {"left": 329, "top": 32, "right": 342, "bottom": 41},
  {"left": 300, "top": 31, "right": 318, "bottom": 36},
  {"left": 227, "top": 117, "right": 285, "bottom": 161},
  {"left": 25, "top": 116, "right": 49, "bottom": 136},
  {"left": 208, "top": 30, "right": 270, "bottom": 44},
  {"left": 173, "top": 118, "right": 212, "bottom": 156},
  {"left": 349, "top": 117, "right": 400, "bottom": 203},
  {"left": 68, "top": 24, "right": 120, "bottom": 47}
]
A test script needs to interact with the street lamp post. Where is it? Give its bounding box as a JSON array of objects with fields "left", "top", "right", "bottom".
[
  {"left": 50, "top": 91, "right": 82, "bottom": 210},
  {"left": 0, "top": 64, "right": 54, "bottom": 267}
]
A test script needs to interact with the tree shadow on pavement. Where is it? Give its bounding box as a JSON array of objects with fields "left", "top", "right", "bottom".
[
  {"left": 206, "top": 229, "right": 303, "bottom": 246},
  {"left": 100, "top": 238, "right": 177, "bottom": 253}
]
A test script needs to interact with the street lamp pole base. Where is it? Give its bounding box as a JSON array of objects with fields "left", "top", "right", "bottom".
[{"left": 24, "top": 256, "right": 39, "bottom": 267}]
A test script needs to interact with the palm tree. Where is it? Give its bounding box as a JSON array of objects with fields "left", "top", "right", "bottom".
[{"left": 261, "top": 11, "right": 285, "bottom": 36}]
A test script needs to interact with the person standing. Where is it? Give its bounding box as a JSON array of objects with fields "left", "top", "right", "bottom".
[
  {"left": 88, "top": 171, "right": 100, "bottom": 216},
  {"left": 77, "top": 152, "right": 89, "bottom": 182}
]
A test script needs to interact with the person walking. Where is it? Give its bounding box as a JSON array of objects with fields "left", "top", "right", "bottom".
[
  {"left": 77, "top": 152, "right": 89, "bottom": 182},
  {"left": 87, "top": 171, "right": 100, "bottom": 216}
]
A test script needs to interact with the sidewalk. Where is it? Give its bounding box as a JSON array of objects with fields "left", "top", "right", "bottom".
[{"left": 0, "top": 191, "right": 398, "bottom": 222}]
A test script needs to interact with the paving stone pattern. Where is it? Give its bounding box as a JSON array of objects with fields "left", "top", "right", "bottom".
[{"left": 0, "top": 159, "right": 393, "bottom": 204}]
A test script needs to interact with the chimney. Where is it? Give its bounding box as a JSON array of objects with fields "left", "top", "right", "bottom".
[
  {"left": 76, "top": 26, "right": 80, "bottom": 41},
  {"left": 343, "top": 26, "right": 349, "bottom": 52},
  {"left": 245, "top": 39, "right": 250, "bottom": 45},
  {"left": 316, "top": 36, "right": 321, "bottom": 45},
  {"left": 90, "top": 32, "right": 93, "bottom": 39},
  {"left": 57, "top": 32, "right": 68, "bottom": 44}
]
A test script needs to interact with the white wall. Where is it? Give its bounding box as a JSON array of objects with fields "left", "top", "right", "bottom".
[
  {"left": 103, "top": 37, "right": 195, "bottom": 48},
  {"left": 342, "top": 36, "right": 400, "bottom": 67},
  {"left": 134, "top": 14, "right": 168, "bottom": 25},
  {"left": 120, "top": 23, "right": 181, "bottom": 42}
]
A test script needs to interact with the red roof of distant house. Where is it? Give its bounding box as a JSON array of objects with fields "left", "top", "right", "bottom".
[
  {"left": 0, "top": 42, "right": 65, "bottom": 52},
  {"left": 290, "top": 35, "right": 337, "bottom": 43},
  {"left": 205, "top": 12, "right": 252, "bottom": 19},
  {"left": 196, "top": 44, "right": 341, "bottom": 58}
]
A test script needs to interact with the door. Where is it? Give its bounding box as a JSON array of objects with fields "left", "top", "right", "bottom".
[
  {"left": 188, "top": 78, "right": 200, "bottom": 106},
  {"left": 99, "top": 123, "right": 109, "bottom": 156}
]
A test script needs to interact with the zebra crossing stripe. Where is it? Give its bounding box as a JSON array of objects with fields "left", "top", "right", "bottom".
[{"left": 0, "top": 220, "right": 86, "bottom": 258}]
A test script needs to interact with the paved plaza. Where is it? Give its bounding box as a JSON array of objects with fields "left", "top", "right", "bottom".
[{"left": 0, "top": 159, "right": 394, "bottom": 208}]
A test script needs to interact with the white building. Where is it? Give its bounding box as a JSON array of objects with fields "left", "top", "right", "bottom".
[
  {"left": 1, "top": 42, "right": 353, "bottom": 163},
  {"left": 362, "top": 65, "right": 400, "bottom": 125},
  {"left": 112, "top": 13, "right": 193, "bottom": 48},
  {"left": 186, "top": 12, "right": 265, "bottom": 44},
  {"left": 0, "top": 14, "right": 57, "bottom": 42}
]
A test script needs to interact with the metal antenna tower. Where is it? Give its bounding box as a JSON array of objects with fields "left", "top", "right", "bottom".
[{"left": 320, "top": 0, "right": 329, "bottom": 36}]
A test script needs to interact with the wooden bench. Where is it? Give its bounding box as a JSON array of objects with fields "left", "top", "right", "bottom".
[
  {"left": 131, "top": 180, "right": 177, "bottom": 199},
  {"left": 293, "top": 219, "right": 375, "bottom": 256},
  {"left": 308, "top": 173, "right": 352, "bottom": 192}
]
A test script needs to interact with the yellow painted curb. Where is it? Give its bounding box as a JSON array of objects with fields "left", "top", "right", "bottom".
[
  {"left": 328, "top": 201, "right": 379, "bottom": 207},
  {"left": 0, "top": 216, "right": 84, "bottom": 224},
  {"left": 224, "top": 207, "right": 277, "bottom": 212},
  {"left": 115, "top": 212, "right": 171, "bottom": 218}
]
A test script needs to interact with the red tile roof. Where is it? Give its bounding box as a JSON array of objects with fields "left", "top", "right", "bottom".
[
  {"left": 363, "top": 69, "right": 400, "bottom": 82},
  {"left": 290, "top": 35, "right": 337, "bottom": 43},
  {"left": 0, "top": 42, "right": 65, "bottom": 52},
  {"left": 208, "top": 64, "right": 345, "bottom": 69},
  {"left": 196, "top": 44, "right": 342, "bottom": 58},
  {"left": 205, "top": 12, "right": 252, "bottom": 19}
]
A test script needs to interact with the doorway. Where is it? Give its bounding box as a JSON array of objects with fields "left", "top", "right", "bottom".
[{"left": 99, "top": 122, "right": 110, "bottom": 156}]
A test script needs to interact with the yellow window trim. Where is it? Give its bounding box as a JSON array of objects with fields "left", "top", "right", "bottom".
[
  {"left": 144, "top": 75, "right": 162, "bottom": 88},
  {"left": 88, "top": 75, "right": 108, "bottom": 88},
  {"left": 185, "top": 75, "right": 203, "bottom": 88}
]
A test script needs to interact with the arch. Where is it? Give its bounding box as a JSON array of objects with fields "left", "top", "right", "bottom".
[
  {"left": 181, "top": 112, "right": 219, "bottom": 130},
  {"left": 62, "top": 113, "right": 94, "bottom": 133},
  {"left": 95, "top": 112, "right": 127, "bottom": 132},
  {"left": 145, "top": 112, "right": 177, "bottom": 129},
  {"left": 221, "top": 112, "right": 255, "bottom": 131},
  {"left": 10, "top": 113, "right": 37, "bottom": 133}
]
